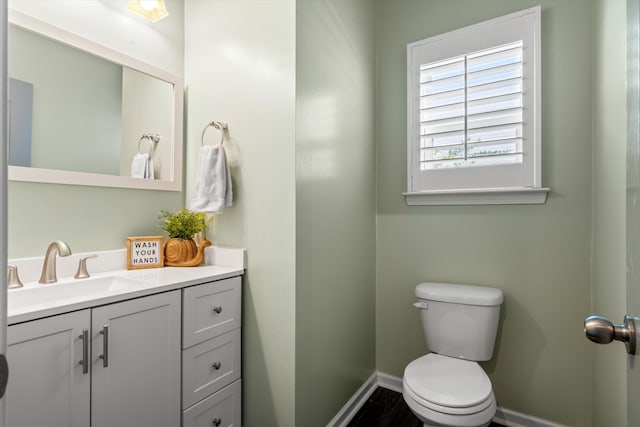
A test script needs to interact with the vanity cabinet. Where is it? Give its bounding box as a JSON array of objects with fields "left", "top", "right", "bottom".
[
  {"left": 182, "top": 276, "right": 242, "bottom": 427},
  {"left": 6, "top": 273, "right": 242, "bottom": 427},
  {"left": 6, "top": 309, "right": 91, "bottom": 427},
  {"left": 6, "top": 290, "right": 181, "bottom": 427}
]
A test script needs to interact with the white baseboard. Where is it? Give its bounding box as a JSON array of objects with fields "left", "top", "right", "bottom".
[
  {"left": 493, "top": 407, "right": 569, "bottom": 427},
  {"left": 326, "top": 372, "right": 378, "bottom": 427},
  {"left": 376, "top": 371, "right": 402, "bottom": 393},
  {"left": 328, "top": 371, "right": 567, "bottom": 427}
]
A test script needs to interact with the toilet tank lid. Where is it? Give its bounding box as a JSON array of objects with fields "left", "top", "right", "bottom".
[{"left": 416, "top": 282, "right": 503, "bottom": 306}]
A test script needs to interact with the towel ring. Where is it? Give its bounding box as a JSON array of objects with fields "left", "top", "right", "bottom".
[
  {"left": 201, "top": 121, "right": 228, "bottom": 147},
  {"left": 137, "top": 133, "right": 160, "bottom": 156}
]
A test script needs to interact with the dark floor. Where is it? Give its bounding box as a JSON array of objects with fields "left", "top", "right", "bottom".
[{"left": 347, "top": 387, "right": 502, "bottom": 427}]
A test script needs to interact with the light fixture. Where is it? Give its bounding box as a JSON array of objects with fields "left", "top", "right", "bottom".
[{"left": 126, "top": 0, "right": 169, "bottom": 22}]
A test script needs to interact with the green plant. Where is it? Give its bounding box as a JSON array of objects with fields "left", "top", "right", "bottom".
[{"left": 158, "top": 209, "right": 212, "bottom": 240}]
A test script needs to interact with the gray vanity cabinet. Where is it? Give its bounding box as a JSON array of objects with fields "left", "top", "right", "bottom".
[
  {"left": 6, "top": 309, "right": 91, "bottom": 427},
  {"left": 91, "top": 290, "right": 181, "bottom": 427},
  {"left": 6, "top": 290, "right": 181, "bottom": 427},
  {"left": 5, "top": 274, "right": 242, "bottom": 427},
  {"left": 182, "top": 276, "right": 242, "bottom": 427}
]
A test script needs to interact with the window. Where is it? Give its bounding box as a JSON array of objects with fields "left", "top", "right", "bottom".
[{"left": 405, "top": 7, "right": 548, "bottom": 205}]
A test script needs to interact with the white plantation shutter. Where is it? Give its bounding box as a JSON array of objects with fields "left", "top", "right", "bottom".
[
  {"left": 420, "top": 41, "right": 523, "bottom": 170},
  {"left": 406, "top": 7, "right": 547, "bottom": 204}
]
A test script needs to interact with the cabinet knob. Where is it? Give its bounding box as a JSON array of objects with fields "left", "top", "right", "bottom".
[
  {"left": 212, "top": 362, "right": 221, "bottom": 370},
  {"left": 212, "top": 418, "right": 222, "bottom": 426},
  {"left": 213, "top": 306, "right": 223, "bottom": 314}
]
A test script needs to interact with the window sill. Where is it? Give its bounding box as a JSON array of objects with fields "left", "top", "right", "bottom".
[{"left": 404, "top": 187, "right": 550, "bottom": 206}]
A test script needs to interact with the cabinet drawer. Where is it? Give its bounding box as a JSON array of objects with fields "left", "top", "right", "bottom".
[
  {"left": 183, "top": 276, "right": 241, "bottom": 348},
  {"left": 183, "top": 379, "right": 241, "bottom": 427},
  {"left": 182, "top": 329, "right": 241, "bottom": 408}
]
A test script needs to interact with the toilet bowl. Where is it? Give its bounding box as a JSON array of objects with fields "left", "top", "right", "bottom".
[
  {"left": 402, "top": 282, "right": 503, "bottom": 427},
  {"left": 403, "top": 354, "right": 496, "bottom": 427}
]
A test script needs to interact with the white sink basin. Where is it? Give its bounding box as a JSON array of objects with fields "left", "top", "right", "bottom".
[{"left": 8, "top": 275, "right": 147, "bottom": 314}]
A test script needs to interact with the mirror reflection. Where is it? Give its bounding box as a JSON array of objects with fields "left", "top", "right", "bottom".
[{"left": 7, "top": 12, "right": 183, "bottom": 191}]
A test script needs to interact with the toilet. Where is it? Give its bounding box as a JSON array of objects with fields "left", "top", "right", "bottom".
[{"left": 402, "top": 282, "right": 503, "bottom": 427}]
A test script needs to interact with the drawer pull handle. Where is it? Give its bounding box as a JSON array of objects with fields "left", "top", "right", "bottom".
[
  {"left": 213, "top": 306, "right": 223, "bottom": 314},
  {"left": 212, "top": 362, "right": 222, "bottom": 370},
  {"left": 212, "top": 418, "right": 222, "bottom": 426}
]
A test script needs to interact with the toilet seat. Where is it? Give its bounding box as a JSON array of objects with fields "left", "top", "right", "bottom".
[
  {"left": 403, "top": 384, "right": 496, "bottom": 427},
  {"left": 404, "top": 353, "right": 493, "bottom": 410},
  {"left": 402, "top": 354, "right": 497, "bottom": 426},
  {"left": 403, "top": 376, "right": 494, "bottom": 416},
  {"left": 403, "top": 353, "right": 495, "bottom": 415}
]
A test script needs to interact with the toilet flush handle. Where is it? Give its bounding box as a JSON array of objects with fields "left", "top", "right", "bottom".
[{"left": 413, "top": 302, "right": 428, "bottom": 309}]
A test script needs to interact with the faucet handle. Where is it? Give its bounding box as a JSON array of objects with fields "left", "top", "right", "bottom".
[
  {"left": 74, "top": 255, "right": 97, "bottom": 279},
  {"left": 7, "top": 265, "right": 23, "bottom": 289}
]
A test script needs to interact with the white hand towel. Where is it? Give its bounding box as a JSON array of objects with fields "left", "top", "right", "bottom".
[
  {"left": 131, "top": 153, "right": 148, "bottom": 179},
  {"left": 131, "top": 153, "right": 155, "bottom": 179},
  {"left": 190, "top": 144, "right": 233, "bottom": 213}
]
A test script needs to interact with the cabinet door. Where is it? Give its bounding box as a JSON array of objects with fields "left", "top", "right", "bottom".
[
  {"left": 92, "top": 291, "right": 181, "bottom": 427},
  {"left": 6, "top": 310, "right": 91, "bottom": 427}
]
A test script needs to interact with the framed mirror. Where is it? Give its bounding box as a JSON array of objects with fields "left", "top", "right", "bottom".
[{"left": 7, "top": 10, "right": 183, "bottom": 191}]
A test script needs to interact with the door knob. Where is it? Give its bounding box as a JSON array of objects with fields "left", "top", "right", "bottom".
[{"left": 584, "top": 315, "right": 638, "bottom": 355}]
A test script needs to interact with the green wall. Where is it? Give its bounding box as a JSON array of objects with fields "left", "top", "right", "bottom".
[
  {"left": 185, "top": 2, "right": 297, "bottom": 426},
  {"left": 8, "top": 182, "right": 183, "bottom": 257},
  {"left": 375, "top": 1, "right": 593, "bottom": 425},
  {"left": 295, "top": 0, "right": 377, "bottom": 425},
  {"left": 185, "top": 1, "right": 377, "bottom": 425}
]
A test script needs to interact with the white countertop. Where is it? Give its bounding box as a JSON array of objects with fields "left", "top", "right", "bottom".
[{"left": 8, "top": 246, "right": 246, "bottom": 325}]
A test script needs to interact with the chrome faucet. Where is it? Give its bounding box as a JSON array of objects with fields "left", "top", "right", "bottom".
[{"left": 39, "top": 240, "right": 72, "bottom": 284}]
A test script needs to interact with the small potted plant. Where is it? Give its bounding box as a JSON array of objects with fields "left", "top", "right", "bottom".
[{"left": 158, "top": 209, "right": 213, "bottom": 266}]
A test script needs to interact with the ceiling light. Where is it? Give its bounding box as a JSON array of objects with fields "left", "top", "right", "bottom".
[{"left": 126, "top": 0, "right": 169, "bottom": 22}]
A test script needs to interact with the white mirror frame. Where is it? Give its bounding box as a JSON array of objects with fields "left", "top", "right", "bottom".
[{"left": 7, "top": 10, "right": 183, "bottom": 191}]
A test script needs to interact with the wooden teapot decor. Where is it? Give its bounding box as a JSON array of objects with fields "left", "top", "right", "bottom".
[{"left": 158, "top": 209, "right": 213, "bottom": 267}]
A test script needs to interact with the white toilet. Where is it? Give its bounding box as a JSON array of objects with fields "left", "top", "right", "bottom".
[{"left": 403, "top": 282, "right": 503, "bottom": 427}]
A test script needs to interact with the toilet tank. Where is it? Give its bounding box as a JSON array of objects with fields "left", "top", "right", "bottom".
[{"left": 415, "top": 282, "right": 503, "bottom": 361}]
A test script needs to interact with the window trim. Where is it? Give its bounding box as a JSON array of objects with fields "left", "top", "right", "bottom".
[
  {"left": 405, "top": 6, "right": 548, "bottom": 205},
  {"left": 403, "top": 187, "right": 549, "bottom": 206}
]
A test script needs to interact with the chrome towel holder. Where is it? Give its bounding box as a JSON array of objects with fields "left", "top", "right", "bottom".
[
  {"left": 137, "top": 133, "right": 160, "bottom": 156},
  {"left": 201, "top": 121, "right": 228, "bottom": 147}
]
